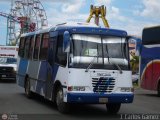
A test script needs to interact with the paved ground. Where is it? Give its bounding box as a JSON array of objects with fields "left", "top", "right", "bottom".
[{"left": 0, "top": 82, "right": 160, "bottom": 120}]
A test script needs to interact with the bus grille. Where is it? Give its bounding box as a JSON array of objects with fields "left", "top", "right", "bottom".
[{"left": 92, "top": 77, "right": 115, "bottom": 93}]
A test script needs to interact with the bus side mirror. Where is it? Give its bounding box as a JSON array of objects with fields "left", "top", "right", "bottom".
[{"left": 63, "top": 31, "right": 70, "bottom": 53}]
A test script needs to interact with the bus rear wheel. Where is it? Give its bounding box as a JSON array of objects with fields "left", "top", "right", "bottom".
[
  {"left": 56, "top": 86, "right": 70, "bottom": 113},
  {"left": 25, "top": 78, "right": 32, "bottom": 98},
  {"left": 106, "top": 103, "right": 121, "bottom": 114}
]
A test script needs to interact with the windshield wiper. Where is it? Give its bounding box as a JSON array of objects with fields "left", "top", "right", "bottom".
[
  {"left": 110, "top": 60, "right": 123, "bottom": 74},
  {"left": 105, "top": 46, "right": 123, "bottom": 74},
  {"left": 85, "top": 56, "right": 98, "bottom": 72},
  {"left": 108, "top": 57, "right": 123, "bottom": 74}
]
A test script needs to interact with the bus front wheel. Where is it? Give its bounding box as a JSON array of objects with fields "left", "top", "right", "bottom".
[
  {"left": 25, "top": 78, "right": 32, "bottom": 98},
  {"left": 106, "top": 103, "right": 121, "bottom": 114},
  {"left": 56, "top": 86, "right": 70, "bottom": 113}
]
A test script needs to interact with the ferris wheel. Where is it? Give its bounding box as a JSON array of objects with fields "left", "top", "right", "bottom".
[{"left": 6, "top": 0, "right": 48, "bottom": 45}]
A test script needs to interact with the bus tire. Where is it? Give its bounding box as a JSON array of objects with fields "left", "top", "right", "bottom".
[
  {"left": 106, "top": 103, "right": 121, "bottom": 114},
  {"left": 25, "top": 77, "right": 32, "bottom": 98},
  {"left": 158, "top": 82, "right": 160, "bottom": 97},
  {"left": 56, "top": 86, "right": 70, "bottom": 113}
]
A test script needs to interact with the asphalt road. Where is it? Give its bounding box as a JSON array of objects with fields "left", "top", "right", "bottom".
[{"left": 0, "top": 82, "right": 160, "bottom": 120}]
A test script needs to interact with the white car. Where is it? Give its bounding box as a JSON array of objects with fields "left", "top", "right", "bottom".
[{"left": 0, "top": 57, "right": 17, "bottom": 81}]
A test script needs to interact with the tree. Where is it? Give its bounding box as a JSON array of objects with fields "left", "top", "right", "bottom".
[{"left": 130, "top": 52, "right": 139, "bottom": 74}]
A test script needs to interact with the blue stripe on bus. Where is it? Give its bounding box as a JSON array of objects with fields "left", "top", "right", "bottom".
[
  {"left": 38, "top": 62, "right": 59, "bottom": 82},
  {"left": 52, "top": 64, "right": 59, "bottom": 81},
  {"left": 17, "top": 75, "right": 25, "bottom": 87},
  {"left": 35, "top": 80, "right": 45, "bottom": 96},
  {"left": 67, "top": 93, "right": 134, "bottom": 103},
  {"left": 38, "top": 61, "right": 47, "bottom": 81},
  {"left": 18, "top": 59, "right": 28, "bottom": 75},
  {"left": 141, "top": 46, "right": 160, "bottom": 58},
  {"left": 35, "top": 63, "right": 59, "bottom": 96},
  {"left": 36, "top": 61, "right": 47, "bottom": 95},
  {"left": 140, "top": 46, "right": 160, "bottom": 75},
  {"left": 17, "top": 59, "right": 28, "bottom": 87},
  {"left": 53, "top": 27, "right": 128, "bottom": 37}
]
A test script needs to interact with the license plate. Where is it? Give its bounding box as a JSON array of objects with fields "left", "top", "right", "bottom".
[
  {"left": 99, "top": 98, "right": 108, "bottom": 103},
  {"left": 2, "top": 75, "right": 6, "bottom": 78}
]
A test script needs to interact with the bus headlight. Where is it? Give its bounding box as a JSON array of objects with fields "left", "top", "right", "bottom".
[
  {"left": 13, "top": 67, "right": 17, "bottom": 72},
  {"left": 68, "top": 86, "right": 85, "bottom": 91},
  {"left": 120, "top": 87, "right": 134, "bottom": 92}
]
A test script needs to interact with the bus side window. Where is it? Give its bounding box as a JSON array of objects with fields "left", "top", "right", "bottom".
[
  {"left": 48, "top": 37, "right": 57, "bottom": 66},
  {"left": 28, "top": 36, "right": 34, "bottom": 60},
  {"left": 33, "top": 34, "right": 41, "bottom": 60},
  {"left": 39, "top": 33, "right": 49, "bottom": 60},
  {"left": 24, "top": 36, "right": 31, "bottom": 59},
  {"left": 19, "top": 37, "right": 25, "bottom": 58},
  {"left": 55, "top": 35, "right": 67, "bottom": 67}
]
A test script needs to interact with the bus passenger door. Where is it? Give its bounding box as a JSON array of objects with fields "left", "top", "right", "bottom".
[{"left": 45, "top": 36, "right": 57, "bottom": 100}]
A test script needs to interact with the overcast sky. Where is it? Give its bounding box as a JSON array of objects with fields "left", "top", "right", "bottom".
[{"left": 0, "top": 0, "right": 160, "bottom": 45}]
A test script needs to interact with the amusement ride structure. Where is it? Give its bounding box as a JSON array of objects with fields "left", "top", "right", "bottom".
[
  {"left": 0, "top": 0, "right": 48, "bottom": 45},
  {"left": 86, "top": 5, "right": 109, "bottom": 28}
]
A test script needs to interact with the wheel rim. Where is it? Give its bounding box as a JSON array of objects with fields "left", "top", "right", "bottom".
[{"left": 56, "top": 89, "right": 63, "bottom": 106}]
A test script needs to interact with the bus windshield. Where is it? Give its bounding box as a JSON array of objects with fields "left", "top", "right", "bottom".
[
  {"left": 69, "top": 34, "right": 129, "bottom": 70},
  {"left": 0, "top": 57, "right": 17, "bottom": 64}
]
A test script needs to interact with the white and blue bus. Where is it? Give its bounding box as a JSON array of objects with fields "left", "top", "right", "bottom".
[{"left": 17, "top": 23, "right": 134, "bottom": 113}]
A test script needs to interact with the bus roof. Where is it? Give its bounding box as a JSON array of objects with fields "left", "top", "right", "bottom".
[
  {"left": 143, "top": 25, "right": 160, "bottom": 30},
  {"left": 21, "top": 28, "right": 51, "bottom": 37},
  {"left": 21, "top": 22, "right": 128, "bottom": 37}
]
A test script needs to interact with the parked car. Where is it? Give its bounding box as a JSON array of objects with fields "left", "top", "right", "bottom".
[
  {"left": 0, "top": 46, "right": 18, "bottom": 82},
  {"left": 0, "top": 57, "right": 17, "bottom": 81}
]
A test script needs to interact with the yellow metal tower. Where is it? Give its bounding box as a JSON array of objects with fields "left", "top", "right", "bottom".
[{"left": 86, "top": 5, "right": 109, "bottom": 28}]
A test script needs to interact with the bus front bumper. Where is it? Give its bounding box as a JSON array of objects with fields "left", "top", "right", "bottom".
[{"left": 67, "top": 93, "right": 134, "bottom": 104}]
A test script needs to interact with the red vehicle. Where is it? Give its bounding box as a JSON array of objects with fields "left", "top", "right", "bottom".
[{"left": 140, "top": 26, "right": 160, "bottom": 96}]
